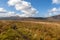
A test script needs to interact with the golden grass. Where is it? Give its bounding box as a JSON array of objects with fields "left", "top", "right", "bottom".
[{"left": 0, "top": 20, "right": 60, "bottom": 40}]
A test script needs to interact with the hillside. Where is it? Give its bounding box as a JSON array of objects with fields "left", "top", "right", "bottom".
[{"left": 0, "top": 20, "right": 60, "bottom": 40}]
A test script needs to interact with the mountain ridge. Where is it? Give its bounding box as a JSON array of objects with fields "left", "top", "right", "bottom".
[{"left": 0, "top": 15, "right": 60, "bottom": 21}]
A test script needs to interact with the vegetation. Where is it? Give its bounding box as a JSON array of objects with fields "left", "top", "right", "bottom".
[{"left": 0, "top": 20, "right": 60, "bottom": 40}]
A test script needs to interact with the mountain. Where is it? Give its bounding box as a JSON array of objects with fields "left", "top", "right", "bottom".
[
  {"left": 0, "top": 16, "right": 20, "bottom": 20},
  {"left": 0, "top": 16, "right": 47, "bottom": 20},
  {"left": 47, "top": 15, "right": 60, "bottom": 21},
  {"left": 0, "top": 15, "right": 60, "bottom": 21}
]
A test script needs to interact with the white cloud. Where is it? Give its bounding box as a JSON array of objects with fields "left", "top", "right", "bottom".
[
  {"left": 8, "top": 0, "right": 22, "bottom": 6},
  {"left": 0, "top": 8, "right": 16, "bottom": 17},
  {"left": 52, "top": 0, "right": 60, "bottom": 4},
  {"left": 8, "top": 0, "right": 38, "bottom": 17},
  {"left": 47, "top": 7, "right": 60, "bottom": 17},
  {"left": 0, "top": 8, "right": 7, "bottom": 13}
]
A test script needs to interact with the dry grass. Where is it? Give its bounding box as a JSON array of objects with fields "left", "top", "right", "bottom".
[{"left": 0, "top": 20, "right": 60, "bottom": 40}]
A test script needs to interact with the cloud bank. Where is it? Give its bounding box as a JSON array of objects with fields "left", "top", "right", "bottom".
[{"left": 8, "top": 0, "right": 38, "bottom": 17}]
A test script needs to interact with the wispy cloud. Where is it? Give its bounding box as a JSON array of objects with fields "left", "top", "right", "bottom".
[
  {"left": 0, "top": 8, "right": 7, "bottom": 13},
  {"left": 45, "top": 0, "right": 60, "bottom": 17},
  {"left": 0, "top": 8, "right": 16, "bottom": 17},
  {"left": 8, "top": 0, "right": 38, "bottom": 17},
  {"left": 52, "top": 0, "right": 60, "bottom": 4},
  {"left": 46, "top": 7, "right": 60, "bottom": 17}
]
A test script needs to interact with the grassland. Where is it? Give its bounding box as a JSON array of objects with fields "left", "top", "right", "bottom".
[{"left": 0, "top": 20, "right": 60, "bottom": 40}]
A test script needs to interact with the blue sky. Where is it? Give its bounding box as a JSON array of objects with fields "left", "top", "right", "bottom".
[{"left": 0, "top": 0, "right": 60, "bottom": 17}]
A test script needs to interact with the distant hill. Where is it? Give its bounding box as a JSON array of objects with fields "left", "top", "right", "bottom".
[
  {"left": 0, "top": 16, "right": 47, "bottom": 20},
  {"left": 0, "top": 15, "right": 60, "bottom": 21},
  {"left": 47, "top": 15, "right": 60, "bottom": 21}
]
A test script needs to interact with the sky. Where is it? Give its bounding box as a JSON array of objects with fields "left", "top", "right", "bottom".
[{"left": 0, "top": 0, "right": 60, "bottom": 17}]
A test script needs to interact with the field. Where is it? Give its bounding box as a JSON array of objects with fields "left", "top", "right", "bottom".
[{"left": 0, "top": 20, "right": 60, "bottom": 40}]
